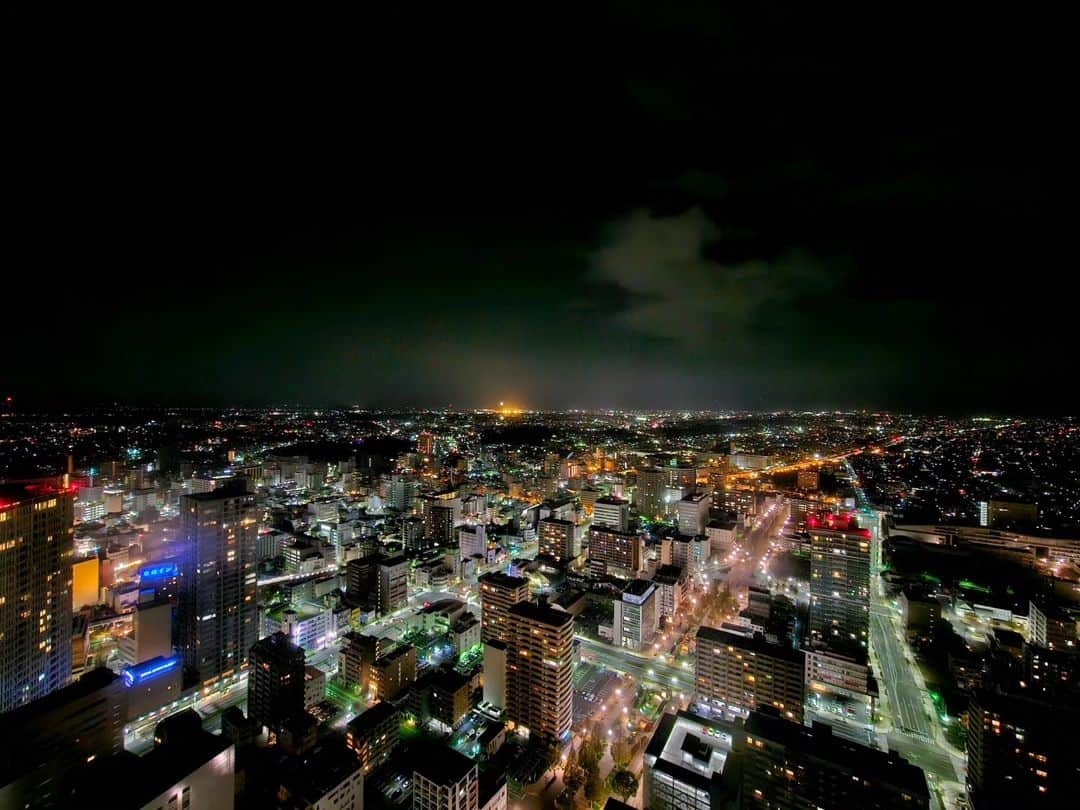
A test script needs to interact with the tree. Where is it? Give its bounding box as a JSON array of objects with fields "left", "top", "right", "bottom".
[
  {"left": 610, "top": 769, "right": 639, "bottom": 803},
  {"left": 610, "top": 737, "right": 633, "bottom": 769},
  {"left": 563, "top": 760, "right": 586, "bottom": 795}
]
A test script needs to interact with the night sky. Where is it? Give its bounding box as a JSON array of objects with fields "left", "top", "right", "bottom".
[{"left": 4, "top": 4, "right": 1068, "bottom": 413}]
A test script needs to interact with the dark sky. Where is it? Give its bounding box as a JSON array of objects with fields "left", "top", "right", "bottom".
[{"left": 3, "top": 4, "right": 1070, "bottom": 413}]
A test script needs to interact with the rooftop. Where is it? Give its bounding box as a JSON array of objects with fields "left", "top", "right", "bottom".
[
  {"left": 479, "top": 571, "right": 530, "bottom": 589},
  {"left": 653, "top": 564, "right": 684, "bottom": 584},
  {"left": 508, "top": 600, "right": 574, "bottom": 629},
  {"left": 696, "top": 626, "right": 804, "bottom": 662},
  {"left": 644, "top": 711, "right": 740, "bottom": 790},
  {"left": 346, "top": 700, "right": 400, "bottom": 736},
  {"left": 745, "top": 709, "right": 928, "bottom": 797},
  {"left": 413, "top": 744, "right": 476, "bottom": 785},
  {"left": 622, "top": 578, "right": 655, "bottom": 598}
]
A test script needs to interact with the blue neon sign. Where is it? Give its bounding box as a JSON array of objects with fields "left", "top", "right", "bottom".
[
  {"left": 140, "top": 563, "right": 179, "bottom": 581},
  {"left": 122, "top": 655, "right": 181, "bottom": 688}
]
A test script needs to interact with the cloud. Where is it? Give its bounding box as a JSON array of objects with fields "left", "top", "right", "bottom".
[{"left": 589, "top": 207, "right": 835, "bottom": 342}]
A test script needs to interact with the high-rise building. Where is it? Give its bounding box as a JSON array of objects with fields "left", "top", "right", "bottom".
[
  {"left": 677, "top": 492, "right": 711, "bottom": 537},
  {"left": 413, "top": 747, "right": 479, "bottom": 810},
  {"left": 1028, "top": 598, "right": 1078, "bottom": 652},
  {"left": 742, "top": 708, "right": 928, "bottom": 809},
  {"left": 652, "top": 564, "right": 687, "bottom": 626},
  {"left": 966, "top": 690, "right": 1080, "bottom": 809},
  {"left": 588, "top": 525, "right": 643, "bottom": 578},
  {"left": 0, "top": 667, "right": 127, "bottom": 809},
  {"left": 635, "top": 468, "right": 666, "bottom": 518},
  {"left": 417, "top": 431, "right": 435, "bottom": 457},
  {"left": 0, "top": 481, "right": 75, "bottom": 712},
  {"left": 593, "top": 496, "right": 630, "bottom": 532},
  {"left": 248, "top": 632, "right": 306, "bottom": 734},
  {"left": 505, "top": 601, "right": 574, "bottom": 742},
  {"left": 345, "top": 553, "right": 380, "bottom": 608},
  {"left": 378, "top": 555, "right": 409, "bottom": 615},
  {"left": 459, "top": 523, "right": 487, "bottom": 560},
  {"left": 613, "top": 579, "right": 659, "bottom": 650},
  {"left": 694, "top": 627, "right": 805, "bottom": 723},
  {"left": 178, "top": 482, "right": 258, "bottom": 685},
  {"left": 808, "top": 527, "right": 872, "bottom": 647},
  {"left": 478, "top": 572, "right": 530, "bottom": 645},
  {"left": 538, "top": 517, "right": 577, "bottom": 560}
]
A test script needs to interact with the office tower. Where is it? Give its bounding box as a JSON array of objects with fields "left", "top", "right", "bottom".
[
  {"left": 742, "top": 709, "right": 929, "bottom": 809},
  {"left": 483, "top": 639, "right": 508, "bottom": 707},
  {"left": 505, "top": 601, "right": 574, "bottom": 742},
  {"left": 677, "top": 492, "right": 711, "bottom": 536},
  {"left": 695, "top": 627, "right": 805, "bottom": 723},
  {"left": 538, "top": 517, "right": 577, "bottom": 560},
  {"left": 644, "top": 710, "right": 744, "bottom": 810},
  {"left": 593, "top": 496, "right": 630, "bottom": 531},
  {"left": 0, "top": 482, "right": 75, "bottom": 712},
  {"left": 635, "top": 467, "right": 666, "bottom": 518},
  {"left": 346, "top": 700, "right": 401, "bottom": 773},
  {"left": 587, "top": 525, "right": 642, "bottom": 578},
  {"left": 413, "top": 747, "right": 479, "bottom": 810},
  {"left": 417, "top": 431, "right": 435, "bottom": 457},
  {"left": 653, "top": 564, "right": 687, "bottom": 626},
  {"left": 378, "top": 554, "right": 409, "bottom": 615},
  {"left": 0, "top": 667, "right": 127, "bottom": 809},
  {"left": 459, "top": 523, "right": 487, "bottom": 560},
  {"left": 478, "top": 572, "right": 530, "bottom": 644},
  {"left": 808, "top": 526, "right": 871, "bottom": 647},
  {"left": 966, "top": 690, "right": 1080, "bottom": 809},
  {"left": 248, "top": 632, "right": 306, "bottom": 734},
  {"left": 178, "top": 482, "right": 258, "bottom": 685},
  {"left": 346, "top": 553, "right": 380, "bottom": 608},
  {"left": 388, "top": 473, "right": 418, "bottom": 512},
  {"left": 613, "top": 579, "right": 659, "bottom": 650}
]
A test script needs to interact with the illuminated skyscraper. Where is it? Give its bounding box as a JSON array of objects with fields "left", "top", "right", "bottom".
[
  {"left": 178, "top": 482, "right": 258, "bottom": 685},
  {"left": 0, "top": 481, "right": 75, "bottom": 712},
  {"left": 248, "top": 631, "right": 306, "bottom": 734},
  {"left": 478, "top": 571, "right": 529, "bottom": 645},
  {"left": 538, "top": 517, "right": 577, "bottom": 560},
  {"left": 417, "top": 431, "right": 435, "bottom": 457},
  {"left": 593, "top": 496, "right": 630, "bottom": 531},
  {"left": 635, "top": 467, "right": 666, "bottom": 518},
  {"left": 808, "top": 527, "right": 872, "bottom": 647},
  {"left": 505, "top": 601, "right": 574, "bottom": 742}
]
